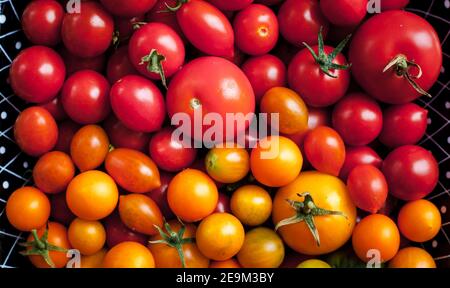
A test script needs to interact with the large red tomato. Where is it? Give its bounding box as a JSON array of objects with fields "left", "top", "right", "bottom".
[
  {"left": 99, "top": 0, "right": 157, "bottom": 17},
  {"left": 349, "top": 11, "right": 442, "bottom": 104}
]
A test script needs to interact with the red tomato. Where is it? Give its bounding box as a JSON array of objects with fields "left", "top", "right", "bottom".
[
  {"left": 379, "top": 103, "right": 428, "bottom": 148},
  {"left": 339, "top": 146, "right": 382, "bottom": 181},
  {"left": 146, "top": 172, "right": 175, "bottom": 219},
  {"left": 320, "top": 0, "right": 367, "bottom": 27},
  {"left": 59, "top": 47, "right": 106, "bottom": 76},
  {"left": 241, "top": 54, "right": 286, "bottom": 103},
  {"left": 119, "top": 194, "right": 164, "bottom": 235},
  {"left": 50, "top": 192, "right": 76, "bottom": 226},
  {"left": 39, "top": 96, "right": 67, "bottom": 122},
  {"left": 110, "top": 75, "right": 166, "bottom": 133},
  {"left": 167, "top": 57, "right": 255, "bottom": 142},
  {"left": 347, "top": 165, "right": 388, "bottom": 214},
  {"left": 233, "top": 4, "right": 278, "bottom": 56},
  {"left": 104, "top": 212, "right": 148, "bottom": 248},
  {"left": 61, "top": 70, "right": 111, "bottom": 124},
  {"left": 54, "top": 121, "right": 80, "bottom": 154},
  {"left": 208, "top": 0, "right": 253, "bottom": 11},
  {"left": 14, "top": 107, "right": 58, "bottom": 157},
  {"left": 61, "top": 2, "right": 114, "bottom": 58},
  {"left": 147, "top": 0, "right": 185, "bottom": 41},
  {"left": 21, "top": 0, "right": 64, "bottom": 46},
  {"left": 103, "top": 115, "right": 150, "bottom": 152},
  {"left": 214, "top": 193, "right": 232, "bottom": 214},
  {"left": 10, "top": 46, "right": 65, "bottom": 103},
  {"left": 382, "top": 145, "right": 439, "bottom": 201},
  {"left": 332, "top": 93, "right": 383, "bottom": 146},
  {"left": 128, "top": 23, "right": 185, "bottom": 86},
  {"left": 174, "top": 0, "right": 234, "bottom": 57},
  {"left": 278, "top": 0, "right": 329, "bottom": 47},
  {"left": 304, "top": 126, "right": 345, "bottom": 176},
  {"left": 100, "top": 0, "right": 157, "bottom": 17},
  {"left": 381, "top": 0, "right": 409, "bottom": 11},
  {"left": 349, "top": 11, "right": 442, "bottom": 104},
  {"left": 33, "top": 151, "right": 75, "bottom": 194},
  {"left": 113, "top": 16, "right": 145, "bottom": 44},
  {"left": 106, "top": 46, "right": 139, "bottom": 84}
]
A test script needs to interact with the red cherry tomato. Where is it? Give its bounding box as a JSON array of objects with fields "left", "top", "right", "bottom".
[
  {"left": 320, "top": 0, "right": 367, "bottom": 27},
  {"left": 332, "top": 93, "right": 383, "bottom": 146},
  {"left": 14, "top": 107, "right": 58, "bottom": 157},
  {"left": 208, "top": 0, "right": 253, "bottom": 11},
  {"left": 33, "top": 151, "right": 75, "bottom": 194},
  {"left": 61, "top": 70, "right": 111, "bottom": 124},
  {"left": 21, "top": 0, "right": 64, "bottom": 46},
  {"left": 61, "top": 2, "right": 114, "bottom": 58},
  {"left": 10, "top": 46, "right": 65, "bottom": 103},
  {"left": 106, "top": 46, "right": 139, "bottom": 85},
  {"left": 379, "top": 103, "right": 428, "bottom": 148},
  {"left": 100, "top": 0, "right": 157, "bottom": 17},
  {"left": 39, "top": 96, "right": 67, "bottom": 122},
  {"left": 104, "top": 212, "right": 148, "bottom": 248},
  {"left": 103, "top": 115, "right": 150, "bottom": 152},
  {"left": 50, "top": 192, "right": 76, "bottom": 226},
  {"left": 146, "top": 172, "right": 175, "bottom": 219},
  {"left": 233, "top": 4, "right": 278, "bottom": 56},
  {"left": 59, "top": 47, "right": 106, "bottom": 76},
  {"left": 339, "top": 146, "right": 382, "bottom": 181},
  {"left": 110, "top": 75, "right": 166, "bottom": 133},
  {"left": 118, "top": 194, "right": 163, "bottom": 235},
  {"left": 54, "top": 121, "right": 80, "bottom": 154},
  {"left": 381, "top": 0, "right": 409, "bottom": 11},
  {"left": 382, "top": 145, "right": 439, "bottom": 201}
]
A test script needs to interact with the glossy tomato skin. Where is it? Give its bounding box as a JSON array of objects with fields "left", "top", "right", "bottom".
[
  {"left": 241, "top": 54, "right": 286, "bottom": 103},
  {"left": 382, "top": 145, "right": 439, "bottom": 201},
  {"left": 103, "top": 242, "right": 155, "bottom": 268},
  {"left": 61, "top": 70, "right": 111, "bottom": 124},
  {"left": 381, "top": 0, "right": 409, "bottom": 11},
  {"left": 100, "top": 0, "right": 157, "bottom": 17},
  {"left": 33, "top": 151, "right": 75, "bottom": 194},
  {"left": 205, "top": 145, "right": 250, "bottom": 184},
  {"left": 110, "top": 75, "right": 166, "bottom": 133},
  {"left": 147, "top": 0, "right": 185, "bottom": 41},
  {"left": 146, "top": 172, "right": 175, "bottom": 219},
  {"left": 105, "top": 148, "right": 161, "bottom": 193},
  {"left": 59, "top": 47, "right": 106, "bottom": 76},
  {"left": 54, "top": 121, "right": 80, "bottom": 154},
  {"left": 167, "top": 57, "right": 255, "bottom": 141},
  {"left": 288, "top": 45, "right": 350, "bottom": 107},
  {"left": 320, "top": 0, "right": 367, "bottom": 27},
  {"left": 208, "top": 0, "right": 253, "bottom": 11},
  {"left": 128, "top": 23, "right": 185, "bottom": 80},
  {"left": 80, "top": 249, "right": 107, "bottom": 268},
  {"left": 339, "top": 146, "right": 382, "bottom": 181},
  {"left": 21, "top": 0, "right": 64, "bottom": 46},
  {"left": 332, "top": 93, "right": 383, "bottom": 146},
  {"left": 61, "top": 2, "right": 114, "bottom": 58},
  {"left": 106, "top": 46, "right": 139, "bottom": 84},
  {"left": 379, "top": 103, "right": 428, "bottom": 148},
  {"left": 14, "top": 107, "right": 58, "bottom": 157},
  {"left": 104, "top": 212, "right": 147, "bottom": 248},
  {"left": 10, "top": 46, "right": 65, "bottom": 103},
  {"left": 349, "top": 11, "right": 441, "bottom": 104},
  {"left": 68, "top": 218, "right": 106, "bottom": 256},
  {"left": 149, "top": 127, "right": 197, "bottom": 172},
  {"left": 39, "top": 96, "right": 67, "bottom": 122},
  {"left": 278, "top": 0, "right": 329, "bottom": 47},
  {"left": 50, "top": 192, "right": 76, "bottom": 226},
  {"left": 176, "top": 0, "right": 234, "bottom": 57},
  {"left": 210, "top": 259, "right": 241, "bottom": 268},
  {"left": 103, "top": 115, "right": 150, "bottom": 152},
  {"left": 234, "top": 4, "right": 279, "bottom": 56},
  {"left": 230, "top": 185, "right": 272, "bottom": 226},
  {"left": 388, "top": 247, "right": 436, "bottom": 268},
  {"left": 215, "top": 193, "right": 231, "bottom": 214},
  {"left": 113, "top": 16, "right": 145, "bottom": 44}
]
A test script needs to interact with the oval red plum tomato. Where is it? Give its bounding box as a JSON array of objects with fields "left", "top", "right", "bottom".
[
  {"left": 21, "top": 0, "right": 64, "bottom": 46},
  {"left": 59, "top": 47, "right": 106, "bottom": 76},
  {"left": 320, "top": 0, "right": 367, "bottom": 27},
  {"left": 39, "top": 96, "right": 67, "bottom": 122},
  {"left": 208, "top": 0, "right": 253, "bottom": 11},
  {"left": 14, "top": 107, "right": 58, "bottom": 157},
  {"left": 110, "top": 75, "right": 166, "bottom": 133},
  {"left": 106, "top": 46, "right": 139, "bottom": 85},
  {"left": 381, "top": 0, "right": 409, "bottom": 11},
  {"left": 332, "top": 93, "right": 383, "bottom": 146},
  {"left": 146, "top": 172, "right": 175, "bottom": 219},
  {"left": 61, "top": 2, "right": 114, "bottom": 58},
  {"left": 278, "top": 0, "right": 329, "bottom": 47},
  {"left": 349, "top": 11, "right": 442, "bottom": 104},
  {"left": 104, "top": 212, "right": 148, "bottom": 248},
  {"left": 103, "top": 115, "right": 150, "bottom": 152},
  {"left": 100, "top": 0, "right": 157, "bottom": 17},
  {"left": 339, "top": 146, "right": 382, "bottom": 181},
  {"left": 10, "top": 46, "right": 65, "bottom": 103},
  {"left": 54, "top": 121, "right": 80, "bottom": 154},
  {"left": 51, "top": 192, "right": 76, "bottom": 226},
  {"left": 233, "top": 4, "right": 278, "bottom": 56},
  {"left": 33, "top": 151, "right": 75, "bottom": 194},
  {"left": 379, "top": 103, "right": 428, "bottom": 148}
]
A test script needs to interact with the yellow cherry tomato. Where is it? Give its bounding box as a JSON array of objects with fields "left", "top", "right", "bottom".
[
  {"left": 230, "top": 185, "right": 272, "bottom": 226},
  {"left": 297, "top": 259, "right": 331, "bottom": 268}
]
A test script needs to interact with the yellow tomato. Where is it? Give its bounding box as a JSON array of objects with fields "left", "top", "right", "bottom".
[
  {"left": 80, "top": 249, "right": 107, "bottom": 268},
  {"left": 230, "top": 185, "right": 272, "bottom": 226},
  {"left": 205, "top": 145, "right": 250, "bottom": 183},
  {"left": 388, "top": 247, "right": 436, "bottom": 268},
  {"left": 297, "top": 259, "right": 331, "bottom": 268},
  {"left": 68, "top": 218, "right": 106, "bottom": 256}
]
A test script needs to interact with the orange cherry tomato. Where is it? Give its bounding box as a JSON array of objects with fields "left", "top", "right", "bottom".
[
  {"left": 168, "top": 169, "right": 218, "bottom": 222},
  {"left": 196, "top": 213, "right": 245, "bottom": 261},
  {"left": 250, "top": 135, "right": 303, "bottom": 187},
  {"left": 6, "top": 186, "right": 50, "bottom": 231},
  {"left": 68, "top": 218, "right": 106, "bottom": 256},
  {"left": 209, "top": 258, "right": 241, "bottom": 268},
  {"left": 70, "top": 125, "right": 110, "bottom": 172},
  {"left": 230, "top": 185, "right": 272, "bottom": 226},
  {"left": 80, "top": 249, "right": 107, "bottom": 268},
  {"left": 105, "top": 148, "right": 161, "bottom": 193},
  {"left": 205, "top": 145, "right": 250, "bottom": 184},
  {"left": 352, "top": 214, "right": 400, "bottom": 263},
  {"left": 388, "top": 247, "right": 436, "bottom": 268},
  {"left": 66, "top": 170, "right": 119, "bottom": 221},
  {"left": 260, "top": 87, "right": 309, "bottom": 135},
  {"left": 397, "top": 199, "right": 441, "bottom": 243},
  {"left": 33, "top": 151, "right": 75, "bottom": 194},
  {"left": 118, "top": 193, "right": 163, "bottom": 235},
  {"left": 103, "top": 242, "right": 155, "bottom": 268}
]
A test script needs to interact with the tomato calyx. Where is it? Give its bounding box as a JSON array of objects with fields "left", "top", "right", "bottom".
[
  {"left": 140, "top": 49, "right": 168, "bottom": 89},
  {"left": 19, "top": 227, "right": 68, "bottom": 268},
  {"left": 164, "top": 0, "right": 189, "bottom": 12},
  {"left": 275, "top": 192, "right": 347, "bottom": 246},
  {"left": 189, "top": 98, "right": 202, "bottom": 110},
  {"left": 149, "top": 220, "right": 195, "bottom": 268},
  {"left": 383, "top": 54, "right": 432, "bottom": 98},
  {"left": 303, "top": 27, "right": 352, "bottom": 79}
]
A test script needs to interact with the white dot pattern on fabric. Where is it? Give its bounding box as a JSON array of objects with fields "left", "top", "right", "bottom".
[
  {"left": 0, "top": 14, "right": 6, "bottom": 24},
  {"left": 0, "top": 146, "right": 5, "bottom": 154},
  {"left": 15, "top": 41, "right": 21, "bottom": 50},
  {"left": 1, "top": 111, "right": 7, "bottom": 119},
  {"left": 441, "top": 206, "right": 447, "bottom": 214},
  {"left": 3, "top": 181, "right": 9, "bottom": 189}
]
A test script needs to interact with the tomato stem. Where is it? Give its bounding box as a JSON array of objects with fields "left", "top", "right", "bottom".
[
  {"left": 140, "top": 49, "right": 168, "bottom": 89},
  {"left": 162, "top": 0, "right": 189, "bottom": 12}
]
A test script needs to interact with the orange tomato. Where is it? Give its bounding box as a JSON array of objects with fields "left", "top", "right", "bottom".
[
  {"left": 205, "top": 145, "right": 250, "bottom": 183},
  {"left": 103, "top": 242, "right": 155, "bottom": 268},
  {"left": 118, "top": 194, "right": 163, "bottom": 235},
  {"left": 250, "top": 135, "right": 303, "bottom": 187},
  {"left": 196, "top": 213, "right": 245, "bottom": 261},
  {"left": 397, "top": 199, "right": 441, "bottom": 243},
  {"left": 260, "top": 87, "right": 309, "bottom": 135},
  {"left": 352, "top": 214, "right": 400, "bottom": 263},
  {"left": 230, "top": 185, "right": 272, "bottom": 226},
  {"left": 6, "top": 186, "right": 50, "bottom": 231},
  {"left": 66, "top": 170, "right": 119, "bottom": 221},
  {"left": 209, "top": 258, "right": 241, "bottom": 268},
  {"left": 70, "top": 125, "right": 109, "bottom": 172},
  {"left": 32, "top": 151, "right": 75, "bottom": 194},
  {"left": 272, "top": 171, "right": 356, "bottom": 255},
  {"left": 80, "top": 249, "right": 107, "bottom": 268},
  {"left": 68, "top": 218, "right": 106, "bottom": 256},
  {"left": 168, "top": 169, "right": 218, "bottom": 222},
  {"left": 388, "top": 247, "right": 436, "bottom": 268}
]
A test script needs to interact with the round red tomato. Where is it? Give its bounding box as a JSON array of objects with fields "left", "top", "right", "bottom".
[
  {"left": 14, "top": 107, "right": 58, "bottom": 157},
  {"left": 33, "top": 151, "right": 75, "bottom": 194},
  {"left": 21, "top": 0, "right": 64, "bottom": 46},
  {"left": 103, "top": 115, "right": 150, "bottom": 152},
  {"left": 381, "top": 0, "right": 409, "bottom": 11},
  {"left": 110, "top": 75, "right": 166, "bottom": 133},
  {"left": 320, "top": 0, "right": 367, "bottom": 27},
  {"left": 61, "top": 2, "right": 114, "bottom": 58},
  {"left": 339, "top": 146, "right": 382, "bottom": 181},
  {"left": 208, "top": 0, "right": 253, "bottom": 11},
  {"left": 119, "top": 194, "right": 163, "bottom": 235},
  {"left": 106, "top": 46, "right": 139, "bottom": 84},
  {"left": 39, "top": 96, "right": 67, "bottom": 122},
  {"left": 233, "top": 4, "right": 278, "bottom": 56},
  {"left": 349, "top": 11, "right": 442, "bottom": 104},
  {"left": 100, "top": 0, "right": 157, "bottom": 17},
  {"left": 10, "top": 46, "right": 65, "bottom": 103},
  {"left": 59, "top": 47, "right": 106, "bottom": 76},
  {"left": 382, "top": 145, "right": 439, "bottom": 201}
]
